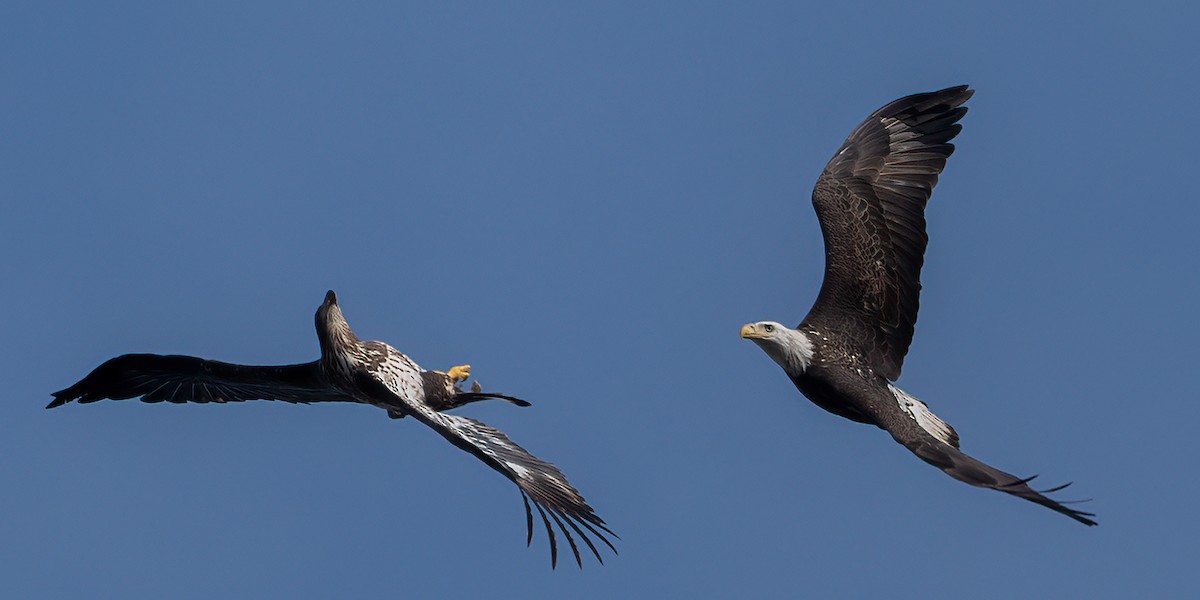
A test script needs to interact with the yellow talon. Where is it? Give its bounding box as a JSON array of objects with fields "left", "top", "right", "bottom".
[{"left": 447, "top": 364, "right": 471, "bottom": 382}]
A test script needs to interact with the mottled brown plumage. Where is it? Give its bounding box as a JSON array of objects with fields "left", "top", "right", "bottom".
[{"left": 50, "top": 291, "right": 615, "bottom": 566}]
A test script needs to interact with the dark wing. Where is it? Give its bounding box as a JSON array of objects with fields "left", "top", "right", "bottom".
[
  {"left": 859, "top": 382, "right": 1097, "bottom": 526},
  {"left": 406, "top": 404, "right": 616, "bottom": 568},
  {"left": 358, "top": 356, "right": 616, "bottom": 568},
  {"left": 901, "top": 434, "right": 1097, "bottom": 526},
  {"left": 803, "top": 85, "right": 973, "bottom": 380},
  {"left": 48, "top": 353, "right": 354, "bottom": 408}
]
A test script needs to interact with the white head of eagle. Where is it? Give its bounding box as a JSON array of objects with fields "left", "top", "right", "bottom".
[{"left": 740, "top": 321, "right": 814, "bottom": 376}]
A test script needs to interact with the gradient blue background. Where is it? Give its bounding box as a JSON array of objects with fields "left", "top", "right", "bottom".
[{"left": 3, "top": 2, "right": 1197, "bottom": 597}]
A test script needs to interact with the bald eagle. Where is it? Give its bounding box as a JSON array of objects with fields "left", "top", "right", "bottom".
[
  {"left": 50, "top": 291, "right": 617, "bottom": 567},
  {"left": 740, "top": 86, "right": 1096, "bottom": 526}
]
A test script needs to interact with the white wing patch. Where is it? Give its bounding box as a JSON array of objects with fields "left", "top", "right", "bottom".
[
  {"left": 888, "top": 383, "right": 959, "bottom": 448},
  {"left": 508, "top": 462, "right": 532, "bottom": 480}
]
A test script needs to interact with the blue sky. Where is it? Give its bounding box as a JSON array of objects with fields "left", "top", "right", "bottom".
[{"left": 3, "top": 1, "right": 1197, "bottom": 597}]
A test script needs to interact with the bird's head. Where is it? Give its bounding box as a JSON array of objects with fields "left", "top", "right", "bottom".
[
  {"left": 740, "top": 321, "right": 783, "bottom": 342},
  {"left": 315, "top": 290, "right": 356, "bottom": 350},
  {"left": 316, "top": 289, "right": 343, "bottom": 323},
  {"left": 740, "top": 321, "right": 814, "bottom": 374}
]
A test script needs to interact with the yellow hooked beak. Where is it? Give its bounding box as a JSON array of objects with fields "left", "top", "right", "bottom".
[{"left": 740, "top": 324, "right": 767, "bottom": 340}]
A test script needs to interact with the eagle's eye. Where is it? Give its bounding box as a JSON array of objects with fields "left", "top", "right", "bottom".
[{"left": 764, "top": 324, "right": 775, "bottom": 333}]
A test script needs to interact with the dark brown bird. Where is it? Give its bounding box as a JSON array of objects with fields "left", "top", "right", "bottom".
[
  {"left": 741, "top": 86, "right": 1095, "bottom": 526},
  {"left": 50, "top": 291, "right": 617, "bottom": 567}
]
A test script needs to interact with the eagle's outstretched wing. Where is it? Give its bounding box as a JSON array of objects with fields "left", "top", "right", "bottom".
[
  {"left": 407, "top": 405, "right": 617, "bottom": 568},
  {"left": 863, "top": 382, "right": 1097, "bottom": 526},
  {"left": 804, "top": 85, "right": 973, "bottom": 380},
  {"left": 48, "top": 353, "right": 353, "bottom": 408},
  {"left": 359, "top": 357, "right": 616, "bottom": 568},
  {"left": 901, "top": 433, "right": 1097, "bottom": 526}
]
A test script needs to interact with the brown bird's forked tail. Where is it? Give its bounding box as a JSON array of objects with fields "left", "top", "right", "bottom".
[{"left": 453, "top": 392, "right": 533, "bottom": 408}]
